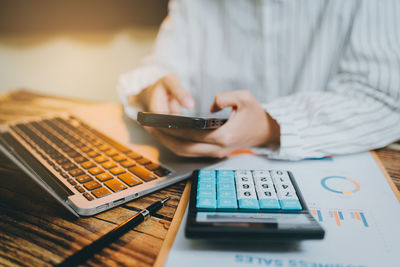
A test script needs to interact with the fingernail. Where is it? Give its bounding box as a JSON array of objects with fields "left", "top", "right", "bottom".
[{"left": 183, "top": 96, "right": 195, "bottom": 109}]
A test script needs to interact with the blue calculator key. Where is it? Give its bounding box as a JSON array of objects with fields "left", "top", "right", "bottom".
[
  {"left": 217, "top": 170, "right": 235, "bottom": 177},
  {"left": 197, "top": 197, "right": 217, "bottom": 209},
  {"left": 238, "top": 199, "right": 260, "bottom": 210},
  {"left": 279, "top": 199, "right": 302, "bottom": 210},
  {"left": 198, "top": 170, "right": 216, "bottom": 178},
  {"left": 197, "top": 190, "right": 216, "bottom": 199},
  {"left": 259, "top": 199, "right": 281, "bottom": 209},
  {"left": 217, "top": 198, "right": 238, "bottom": 209},
  {"left": 217, "top": 176, "right": 235, "bottom": 184},
  {"left": 218, "top": 190, "right": 236, "bottom": 199},
  {"left": 198, "top": 183, "right": 215, "bottom": 190},
  {"left": 217, "top": 183, "right": 235, "bottom": 191},
  {"left": 198, "top": 175, "right": 216, "bottom": 183}
]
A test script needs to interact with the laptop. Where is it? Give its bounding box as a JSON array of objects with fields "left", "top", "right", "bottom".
[{"left": 0, "top": 103, "right": 220, "bottom": 217}]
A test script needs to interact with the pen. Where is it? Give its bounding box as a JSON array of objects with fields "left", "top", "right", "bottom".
[{"left": 56, "top": 196, "right": 171, "bottom": 267}]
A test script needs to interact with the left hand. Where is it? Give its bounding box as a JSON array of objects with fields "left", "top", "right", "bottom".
[{"left": 145, "top": 90, "right": 280, "bottom": 158}]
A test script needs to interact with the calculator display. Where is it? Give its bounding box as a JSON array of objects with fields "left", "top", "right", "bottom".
[{"left": 185, "top": 169, "right": 325, "bottom": 241}]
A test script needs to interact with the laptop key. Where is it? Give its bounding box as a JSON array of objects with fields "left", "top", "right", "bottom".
[
  {"left": 110, "top": 167, "right": 126, "bottom": 175},
  {"left": 83, "top": 192, "right": 94, "bottom": 201},
  {"left": 112, "top": 154, "right": 127, "bottom": 162},
  {"left": 96, "top": 172, "right": 113, "bottom": 182},
  {"left": 81, "top": 161, "right": 96, "bottom": 169},
  {"left": 154, "top": 167, "right": 171, "bottom": 177},
  {"left": 145, "top": 163, "right": 160, "bottom": 171},
  {"left": 120, "top": 160, "right": 136, "bottom": 168},
  {"left": 136, "top": 157, "right": 151, "bottom": 165},
  {"left": 92, "top": 187, "right": 111, "bottom": 198},
  {"left": 98, "top": 144, "right": 110, "bottom": 152},
  {"left": 128, "top": 166, "right": 157, "bottom": 182},
  {"left": 56, "top": 157, "right": 69, "bottom": 165},
  {"left": 69, "top": 168, "right": 85, "bottom": 177},
  {"left": 105, "top": 149, "right": 118, "bottom": 157},
  {"left": 75, "top": 185, "right": 85, "bottom": 193},
  {"left": 88, "top": 167, "right": 104, "bottom": 175},
  {"left": 67, "top": 178, "right": 77, "bottom": 186},
  {"left": 126, "top": 151, "right": 142, "bottom": 160},
  {"left": 62, "top": 162, "right": 76, "bottom": 171},
  {"left": 84, "top": 180, "right": 102, "bottom": 191},
  {"left": 118, "top": 173, "right": 143, "bottom": 187},
  {"left": 76, "top": 174, "right": 93, "bottom": 184},
  {"left": 104, "top": 179, "right": 127, "bottom": 192},
  {"left": 94, "top": 155, "right": 108, "bottom": 163},
  {"left": 87, "top": 151, "right": 100, "bottom": 158},
  {"left": 101, "top": 161, "right": 116, "bottom": 169},
  {"left": 74, "top": 156, "right": 87, "bottom": 163}
]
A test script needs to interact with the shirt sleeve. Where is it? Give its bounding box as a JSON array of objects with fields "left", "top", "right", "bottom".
[
  {"left": 117, "top": 0, "right": 190, "bottom": 119},
  {"left": 257, "top": 0, "right": 400, "bottom": 160}
]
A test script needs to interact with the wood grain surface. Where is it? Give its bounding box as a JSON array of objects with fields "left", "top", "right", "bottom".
[
  {"left": 0, "top": 90, "right": 399, "bottom": 267},
  {"left": 0, "top": 90, "right": 186, "bottom": 267}
]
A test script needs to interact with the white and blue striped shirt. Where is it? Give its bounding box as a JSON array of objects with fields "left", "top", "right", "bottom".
[{"left": 118, "top": 0, "right": 400, "bottom": 160}]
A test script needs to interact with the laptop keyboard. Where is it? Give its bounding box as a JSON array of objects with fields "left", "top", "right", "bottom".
[{"left": 10, "top": 116, "right": 171, "bottom": 201}]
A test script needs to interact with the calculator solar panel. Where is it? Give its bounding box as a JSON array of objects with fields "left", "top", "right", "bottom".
[{"left": 185, "top": 169, "right": 325, "bottom": 241}]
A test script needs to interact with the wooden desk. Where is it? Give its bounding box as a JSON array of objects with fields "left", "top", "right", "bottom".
[{"left": 0, "top": 90, "right": 399, "bottom": 267}]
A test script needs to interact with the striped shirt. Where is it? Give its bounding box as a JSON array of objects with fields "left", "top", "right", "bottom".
[{"left": 118, "top": 0, "right": 400, "bottom": 160}]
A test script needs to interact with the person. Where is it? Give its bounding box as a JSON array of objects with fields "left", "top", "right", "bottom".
[{"left": 118, "top": 0, "right": 400, "bottom": 160}]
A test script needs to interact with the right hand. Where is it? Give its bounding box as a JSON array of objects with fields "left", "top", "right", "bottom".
[{"left": 129, "top": 74, "right": 194, "bottom": 114}]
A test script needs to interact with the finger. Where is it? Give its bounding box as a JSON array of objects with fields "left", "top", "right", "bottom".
[
  {"left": 210, "top": 91, "right": 244, "bottom": 113},
  {"left": 147, "top": 85, "right": 170, "bottom": 113},
  {"left": 168, "top": 98, "right": 182, "bottom": 115},
  {"left": 149, "top": 129, "right": 227, "bottom": 158},
  {"left": 162, "top": 74, "right": 195, "bottom": 109}
]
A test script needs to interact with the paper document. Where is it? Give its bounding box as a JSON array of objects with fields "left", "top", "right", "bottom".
[{"left": 165, "top": 152, "right": 400, "bottom": 267}]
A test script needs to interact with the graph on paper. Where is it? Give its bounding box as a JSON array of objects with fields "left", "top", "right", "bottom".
[{"left": 310, "top": 208, "right": 369, "bottom": 228}]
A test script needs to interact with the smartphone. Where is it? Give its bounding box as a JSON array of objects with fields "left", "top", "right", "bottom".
[{"left": 137, "top": 112, "right": 228, "bottom": 130}]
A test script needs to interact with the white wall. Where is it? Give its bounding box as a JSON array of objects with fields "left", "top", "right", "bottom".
[
  {"left": 0, "top": 0, "right": 166, "bottom": 102},
  {"left": 0, "top": 29, "right": 157, "bottom": 102}
]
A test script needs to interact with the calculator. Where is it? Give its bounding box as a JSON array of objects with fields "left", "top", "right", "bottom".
[{"left": 185, "top": 169, "right": 325, "bottom": 241}]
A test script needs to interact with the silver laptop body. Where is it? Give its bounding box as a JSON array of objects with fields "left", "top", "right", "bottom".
[{"left": 0, "top": 104, "right": 220, "bottom": 217}]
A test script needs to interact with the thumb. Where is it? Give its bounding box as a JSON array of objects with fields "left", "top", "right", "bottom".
[
  {"left": 210, "top": 91, "right": 241, "bottom": 113},
  {"left": 162, "top": 74, "right": 195, "bottom": 109}
]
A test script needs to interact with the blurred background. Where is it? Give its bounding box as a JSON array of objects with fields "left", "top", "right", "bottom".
[{"left": 0, "top": 0, "right": 168, "bottom": 102}]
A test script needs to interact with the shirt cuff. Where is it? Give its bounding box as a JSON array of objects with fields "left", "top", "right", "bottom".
[{"left": 257, "top": 102, "right": 304, "bottom": 160}]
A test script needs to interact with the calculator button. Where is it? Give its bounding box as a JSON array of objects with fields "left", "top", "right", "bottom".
[
  {"left": 253, "top": 175, "right": 273, "bottom": 184},
  {"left": 217, "top": 170, "right": 235, "bottom": 178},
  {"left": 279, "top": 199, "right": 302, "bottom": 210},
  {"left": 276, "top": 189, "right": 297, "bottom": 199},
  {"left": 217, "top": 183, "right": 235, "bottom": 191},
  {"left": 253, "top": 170, "right": 271, "bottom": 177},
  {"left": 237, "top": 190, "right": 257, "bottom": 199},
  {"left": 236, "top": 182, "right": 255, "bottom": 191},
  {"left": 198, "top": 170, "right": 216, "bottom": 178},
  {"left": 217, "top": 198, "right": 238, "bottom": 209},
  {"left": 271, "top": 170, "right": 291, "bottom": 184},
  {"left": 259, "top": 199, "right": 281, "bottom": 210},
  {"left": 218, "top": 190, "right": 236, "bottom": 199},
  {"left": 198, "top": 175, "right": 216, "bottom": 183},
  {"left": 255, "top": 182, "right": 274, "bottom": 191},
  {"left": 217, "top": 175, "right": 234, "bottom": 184},
  {"left": 235, "top": 170, "right": 252, "bottom": 176},
  {"left": 257, "top": 189, "right": 278, "bottom": 199},
  {"left": 238, "top": 199, "right": 259, "bottom": 210},
  {"left": 198, "top": 183, "right": 215, "bottom": 190},
  {"left": 197, "top": 190, "right": 216, "bottom": 199},
  {"left": 196, "top": 198, "right": 217, "bottom": 209}
]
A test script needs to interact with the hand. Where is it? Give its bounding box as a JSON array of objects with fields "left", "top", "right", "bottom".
[
  {"left": 128, "top": 74, "right": 195, "bottom": 114},
  {"left": 145, "top": 90, "right": 280, "bottom": 158}
]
